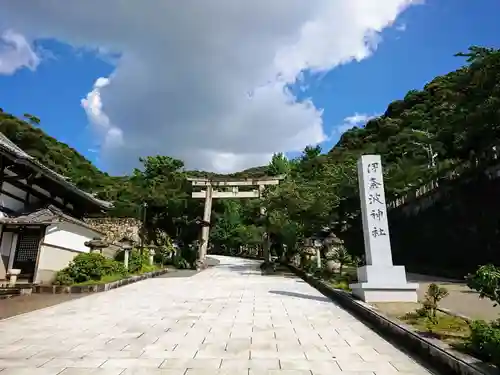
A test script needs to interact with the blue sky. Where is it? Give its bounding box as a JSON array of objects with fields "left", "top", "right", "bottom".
[{"left": 0, "top": 0, "right": 499, "bottom": 172}]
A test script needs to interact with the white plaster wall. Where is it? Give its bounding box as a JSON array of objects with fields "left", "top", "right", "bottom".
[
  {"left": 0, "top": 231, "right": 14, "bottom": 256},
  {"left": 35, "top": 222, "right": 102, "bottom": 284},
  {"left": 0, "top": 229, "right": 16, "bottom": 280},
  {"left": 0, "top": 224, "right": 5, "bottom": 280},
  {"left": 35, "top": 245, "right": 80, "bottom": 284},
  {"left": 43, "top": 222, "right": 99, "bottom": 253}
]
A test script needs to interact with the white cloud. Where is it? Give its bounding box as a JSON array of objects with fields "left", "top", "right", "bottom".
[
  {"left": 0, "top": 29, "right": 40, "bottom": 74},
  {"left": 0, "top": 1, "right": 419, "bottom": 173},
  {"left": 335, "top": 112, "right": 381, "bottom": 134},
  {"left": 80, "top": 77, "right": 124, "bottom": 149},
  {"left": 396, "top": 23, "right": 407, "bottom": 31}
]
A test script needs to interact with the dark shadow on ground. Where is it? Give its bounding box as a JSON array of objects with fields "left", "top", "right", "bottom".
[
  {"left": 160, "top": 257, "right": 221, "bottom": 278},
  {"left": 269, "top": 290, "right": 331, "bottom": 303},
  {"left": 206, "top": 257, "right": 220, "bottom": 267},
  {"left": 159, "top": 269, "right": 198, "bottom": 278}
]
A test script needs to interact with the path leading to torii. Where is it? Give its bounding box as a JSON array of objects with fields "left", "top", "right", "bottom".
[{"left": 0, "top": 256, "right": 435, "bottom": 375}]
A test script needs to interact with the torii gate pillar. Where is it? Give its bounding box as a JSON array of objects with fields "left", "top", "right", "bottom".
[{"left": 200, "top": 184, "right": 213, "bottom": 260}]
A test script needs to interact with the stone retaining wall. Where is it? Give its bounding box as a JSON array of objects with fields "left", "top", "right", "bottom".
[{"left": 84, "top": 217, "right": 141, "bottom": 244}]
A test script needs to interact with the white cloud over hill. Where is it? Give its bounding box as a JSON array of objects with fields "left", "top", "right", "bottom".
[{"left": 0, "top": 1, "right": 418, "bottom": 173}]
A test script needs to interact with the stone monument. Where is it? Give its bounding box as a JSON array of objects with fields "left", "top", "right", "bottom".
[{"left": 349, "top": 155, "right": 418, "bottom": 302}]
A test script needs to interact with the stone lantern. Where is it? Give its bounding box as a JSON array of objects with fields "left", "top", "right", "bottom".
[
  {"left": 312, "top": 237, "right": 323, "bottom": 269},
  {"left": 119, "top": 237, "right": 135, "bottom": 270},
  {"left": 323, "top": 232, "right": 343, "bottom": 273},
  {"left": 84, "top": 237, "right": 108, "bottom": 254},
  {"left": 148, "top": 243, "right": 157, "bottom": 266}
]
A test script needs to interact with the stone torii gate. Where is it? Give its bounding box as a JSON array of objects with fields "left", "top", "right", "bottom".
[{"left": 187, "top": 176, "right": 283, "bottom": 266}]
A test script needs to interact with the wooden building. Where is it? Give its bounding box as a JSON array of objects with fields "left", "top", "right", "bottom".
[{"left": 0, "top": 132, "right": 112, "bottom": 284}]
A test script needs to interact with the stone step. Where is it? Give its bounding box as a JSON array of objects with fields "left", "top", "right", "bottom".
[{"left": 0, "top": 287, "right": 22, "bottom": 299}]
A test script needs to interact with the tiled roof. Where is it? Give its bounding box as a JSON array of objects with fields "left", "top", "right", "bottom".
[
  {"left": 0, "top": 205, "right": 104, "bottom": 234},
  {"left": 0, "top": 132, "right": 112, "bottom": 210}
]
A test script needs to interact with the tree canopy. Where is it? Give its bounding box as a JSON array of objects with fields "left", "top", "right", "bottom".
[{"left": 1, "top": 45, "right": 499, "bottom": 257}]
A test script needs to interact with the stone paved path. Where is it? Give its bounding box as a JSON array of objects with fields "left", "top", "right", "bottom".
[{"left": 0, "top": 256, "right": 436, "bottom": 375}]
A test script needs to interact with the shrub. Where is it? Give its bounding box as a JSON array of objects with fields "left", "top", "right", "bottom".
[
  {"left": 102, "top": 257, "right": 127, "bottom": 276},
  {"left": 330, "top": 246, "right": 352, "bottom": 276},
  {"left": 54, "top": 252, "right": 128, "bottom": 286},
  {"left": 173, "top": 256, "right": 190, "bottom": 269},
  {"left": 129, "top": 250, "right": 150, "bottom": 273},
  {"left": 54, "top": 252, "right": 127, "bottom": 285},
  {"left": 465, "top": 265, "right": 500, "bottom": 367},
  {"left": 154, "top": 245, "right": 174, "bottom": 265},
  {"left": 466, "top": 320, "right": 500, "bottom": 367},
  {"left": 115, "top": 248, "right": 150, "bottom": 273},
  {"left": 467, "top": 264, "right": 500, "bottom": 306},
  {"left": 418, "top": 283, "right": 449, "bottom": 323},
  {"left": 53, "top": 271, "right": 74, "bottom": 286}
]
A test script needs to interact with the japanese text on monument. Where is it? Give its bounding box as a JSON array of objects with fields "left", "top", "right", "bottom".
[{"left": 366, "top": 161, "right": 387, "bottom": 238}]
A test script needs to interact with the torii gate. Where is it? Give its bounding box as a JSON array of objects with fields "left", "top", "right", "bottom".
[{"left": 187, "top": 176, "right": 283, "bottom": 266}]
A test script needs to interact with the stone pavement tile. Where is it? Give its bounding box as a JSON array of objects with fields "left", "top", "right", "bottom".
[
  {"left": 140, "top": 349, "right": 197, "bottom": 359},
  {"left": 279, "top": 359, "right": 340, "bottom": 372},
  {"left": 195, "top": 349, "right": 249, "bottom": 359},
  {"left": 230, "top": 331, "right": 253, "bottom": 339},
  {"left": 196, "top": 343, "right": 227, "bottom": 352},
  {"left": 0, "top": 345, "right": 29, "bottom": 356},
  {"left": 142, "top": 344, "right": 177, "bottom": 352},
  {"left": 72, "top": 342, "right": 129, "bottom": 352},
  {"left": 220, "top": 358, "right": 280, "bottom": 370},
  {"left": 303, "top": 349, "right": 336, "bottom": 361},
  {"left": 84, "top": 350, "right": 144, "bottom": 359},
  {"left": 121, "top": 370, "right": 186, "bottom": 375},
  {"left": 42, "top": 358, "right": 107, "bottom": 368},
  {"left": 249, "top": 370, "right": 311, "bottom": 375},
  {"left": 0, "top": 359, "right": 51, "bottom": 368},
  {"left": 0, "top": 346, "right": 43, "bottom": 359},
  {"left": 160, "top": 358, "right": 222, "bottom": 369},
  {"left": 0, "top": 368, "right": 66, "bottom": 375},
  {"left": 253, "top": 324, "right": 274, "bottom": 332},
  {"left": 186, "top": 368, "right": 248, "bottom": 375},
  {"left": 101, "top": 359, "right": 164, "bottom": 368},
  {"left": 275, "top": 342, "right": 302, "bottom": 351},
  {"left": 30, "top": 350, "right": 90, "bottom": 359},
  {"left": 59, "top": 369, "right": 125, "bottom": 375},
  {"left": 390, "top": 360, "right": 431, "bottom": 372},
  {"left": 226, "top": 338, "right": 251, "bottom": 348},
  {"left": 249, "top": 342, "right": 277, "bottom": 351},
  {"left": 250, "top": 350, "right": 281, "bottom": 359},
  {"left": 311, "top": 371, "right": 372, "bottom": 375},
  {"left": 337, "top": 359, "right": 399, "bottom": 372}
]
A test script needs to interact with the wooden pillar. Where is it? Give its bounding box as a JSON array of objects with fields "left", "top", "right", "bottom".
[
  {"left": 199, "top": 185, "right": 213, "bottom": 262},
  {"left": 259, "top": 185, "right": 270, "bottom": 263}
]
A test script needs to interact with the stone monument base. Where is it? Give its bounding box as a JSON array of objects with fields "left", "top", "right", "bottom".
[{"left": 349, "top": 265, "right": 419, "bottom": 303}]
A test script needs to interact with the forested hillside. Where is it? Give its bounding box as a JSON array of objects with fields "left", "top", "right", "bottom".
[{"left": 1, "top": 46, "right": 499, "bottom": 256}]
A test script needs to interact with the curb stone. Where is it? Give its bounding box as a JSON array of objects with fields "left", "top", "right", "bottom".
[
  {"left": 287, "top": 264, "right": 496, "bottom": 375},
  {"left": 33, "top": 268, "right": 169, "bottom": 294}
]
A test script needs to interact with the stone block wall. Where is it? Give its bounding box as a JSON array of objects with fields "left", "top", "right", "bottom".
[{"left": 84, "top": 217, "right": 141, "bottom": 244}]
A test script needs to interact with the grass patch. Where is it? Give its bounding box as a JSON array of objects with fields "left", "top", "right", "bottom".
[
  {"left": 326, "top": 272, "right": 354, "bottom": 292},
  {"left": 73, "top": 274, "right": 125, "bottom": 286},
  {"left": 400, "top": 310, "right": 470, "bottom": 344}
]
